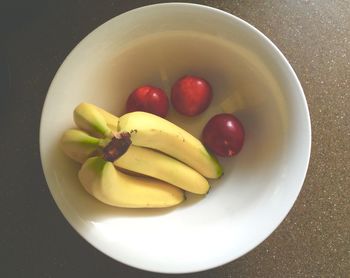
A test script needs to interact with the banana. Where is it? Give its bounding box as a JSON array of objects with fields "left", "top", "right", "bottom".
[
  {"left": 60, "top": 129, "right": 100, "bottom": 163},
  {"left": 79, "top": 156, "right": 185, "bottom": 208},
  {"left": 118, "top": 112, "right": 223, "bottom": 178},
  {"left": 74, "top": 103, "right": 119, "bottom": 132},
  {"left": 114, "top": 145, "right": 210, "bottom": 194},
  {"left": 60, "top": 129, "right": 210, "bottom": 194},
  {"left": 89, "top": 103, "right": 119, "bottom": 132},
  {"left": 74, "top": 103, "right": 113, "bottom": 137},
  {"left": 63, "top": 103, "right": 221, "bottom": 198}
]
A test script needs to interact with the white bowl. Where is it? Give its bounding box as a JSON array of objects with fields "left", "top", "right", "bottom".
[{"left": 40, "top": 3, "right": 311, "bottom": 274}]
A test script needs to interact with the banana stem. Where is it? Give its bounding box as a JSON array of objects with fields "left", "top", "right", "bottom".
[{"left": 102, "top": 132, "right": 132, "bottom": 162}]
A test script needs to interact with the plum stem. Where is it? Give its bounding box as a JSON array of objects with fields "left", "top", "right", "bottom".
[{"left": 102, "top": 132, "right": 131, "bottom": 162}]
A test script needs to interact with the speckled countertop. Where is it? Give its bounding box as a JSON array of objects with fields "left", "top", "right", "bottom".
[{"left": 1, "top": 0, "right": 349, "bottom": 277}]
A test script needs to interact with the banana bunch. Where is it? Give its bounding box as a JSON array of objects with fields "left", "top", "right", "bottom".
[{"left": 61, "top": 103, "right": 223, "bottom": 208}]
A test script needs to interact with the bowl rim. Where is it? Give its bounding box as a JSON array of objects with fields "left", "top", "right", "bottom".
[{"left": 40, "top": 2, "right": 311, "bottom": 274}]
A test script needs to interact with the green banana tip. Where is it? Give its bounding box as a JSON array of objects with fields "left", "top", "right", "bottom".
[{"left": 217, "top": 164, "right": 224, "bottom": 178}]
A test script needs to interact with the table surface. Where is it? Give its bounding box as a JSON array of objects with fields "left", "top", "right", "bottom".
[{"left": 1, "top": 0, "right": 349, "bottom": 277}]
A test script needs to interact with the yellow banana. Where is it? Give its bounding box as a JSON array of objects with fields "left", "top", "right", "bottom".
[
  {"left": 74, "top": 103, "right": 114, "bottom": 137},
  {"left": 60, "top": 129, "right": 100, "bottom": 163},
  {"left": 62, "top": 103, "right": 222, "bottom": 201},
  {"left": 118, "top": 112, "right": 223, "bottom": 178},
  {"left": 61, "top": 129, "right": 210, "bottom": 194},
  {"left": 79, "top": 157, "right": 185, "bottom": 208},
  {"left": 115, "top": 145, "right": 210, "bottom": 194}
]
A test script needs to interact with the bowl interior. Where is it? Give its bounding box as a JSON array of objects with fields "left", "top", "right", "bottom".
[{"left": 40, "top": 3, "right": 310, "bottom": 273}]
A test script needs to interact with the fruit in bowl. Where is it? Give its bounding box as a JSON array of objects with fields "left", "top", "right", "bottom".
[
  {"left": 202, "top": 113, "right": 245, "bottom": 157},
  {"left": 171, "top": 75, "right": 212, "bottom": 116},
  {"left": 61, "top": 103, "right": 223, "bottom": 208},
  {"left": 40, "top": 3, "right": 311, "bottom": 274},
  {"left": 126, "top": 85, "right": 169, "bottom": 117}
]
